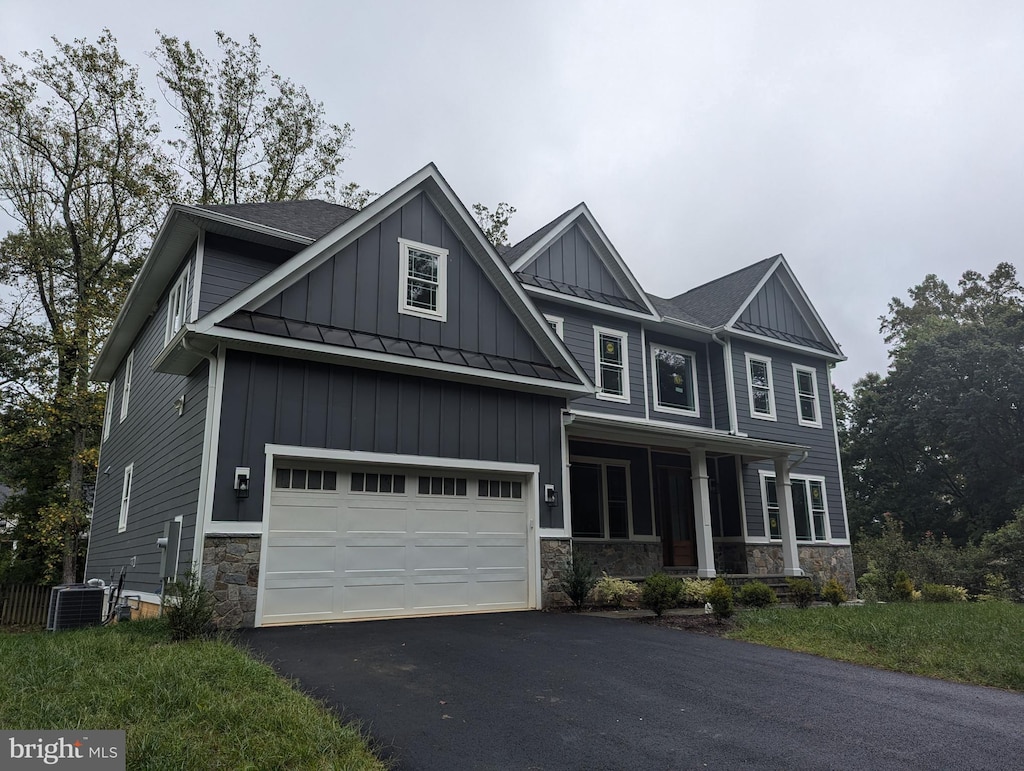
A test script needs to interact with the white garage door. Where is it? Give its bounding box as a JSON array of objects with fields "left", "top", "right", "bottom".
[{"left": 258, "top": 463, "right": 534, "bottom": 625}]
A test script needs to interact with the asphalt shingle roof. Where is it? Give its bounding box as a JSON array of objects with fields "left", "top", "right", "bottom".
[
  {"left": 199, "top": 199, "right": 358, "bottom": 240},
  {"left": 651, "top": 256, "right": 778, "bottom": 328}
]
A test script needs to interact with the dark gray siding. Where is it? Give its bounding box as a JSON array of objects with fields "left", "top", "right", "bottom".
[
  {"left": 86, "top": 254, "right": 209, "bottom": 593},
  {"left": 198, "top": 234, "right": 297, "bottom": 316},
  {"left": 570, "top": 440, "right": 654, "bottom": 536},
  {"left": 732, "top": 339, "right": 846, "bottom": 540},
  {"left": 213, "top": 350, "right": 567, "bottom": 529},
  {"left": 255, "top": 193, "right": 547, "bottom": 364},
  {"left": 535, "top": 300, "right": 645, "bottom": 419},
  {"left": 520, "top": 224, "right": 627, "bottom": 298},
  {"left": 644, "top": 331, "right": 713, "bottom": 429},
  {"left": 739, "top": 273, "right": 816, "bottom": 340},
  {"left": 708, "top": 341, "right": 729, "bottom": 431}
]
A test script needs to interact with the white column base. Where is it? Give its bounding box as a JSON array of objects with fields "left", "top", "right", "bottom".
[
  {"left": 783, "top": 566, "right": 805, "bottom": 577},
  {"left": 697, "top": 568, "right": 717, "bottom": 578}
]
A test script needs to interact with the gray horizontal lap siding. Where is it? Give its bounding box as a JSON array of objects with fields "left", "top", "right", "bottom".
[
  {"left": 732, "top": 339, "right": 847, "bottom": 540},
  {"left": 199, "top": 234, "right": 298, "bottom": 316},
  {"left": 536, "top": 300, "right": 644, "bottom": 419},
  {"left": 213, "top": 350, "right": 567, "bottom": 529},
  {"left": 257, "top": 193, "right": 546, "bottom": 364},
  {"left": 86, "top": 257, "right": 209, "bottom": 593},
  {"left": 520, "top": 224, "right": 626, "bottom": 298},
  {"left": 739, "top": 273, "right": 817, "bottom": 341},
  {"left": 708, "top": 343, "right": 729, "bottom": 431},
  {"left": 644, "top": 331, "right": 713, "bottom": 429}
]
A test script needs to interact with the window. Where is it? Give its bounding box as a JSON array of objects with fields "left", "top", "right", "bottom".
[
  {"left": 166, "top": 267, "right": 189, "bottom": 343},
  {"left": 651, "top": 344, "right": 699, "bottom": 416},
  {"left": 419, "top": 476, "right": 467, "bottom": 496},
  {"left": 543, "top": 314, "right": 564, "bottom": 340},
  {"left": 275, "top": 467, "right": 338, "bottom": 491},
  {"left": 594, "top": 327, "right": 629, "bottom": 402},
  {"left": 761, "top": 474, "right": 829, "bottom": 542},
  {"left": 478, "top": 479, "right": 523, "bottom": 499},
  {"left": 119, "top": 351, "right": 134, "bottom": 423},
  {"left": 118, "top": 464, "right": 134, "bottom": 533},
  {"left": 570, "top": 460, "right": 637, "bottom": 539},
  {"left": 793, "top": 365, "right": 821, "bottom": 427},
  {"left": 399, "top": 238, "right": 448, "bottom": 321},
  {"left": 745, "top": 354, "right": 776, "bottom": 420},
  {"left": 102, "top": 379, "right": 116, "bottom": 440},
  {"left": 350, "top": 472, "right": 405, "bottom": 494}
]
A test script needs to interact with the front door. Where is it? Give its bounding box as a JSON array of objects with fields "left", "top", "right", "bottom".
[{"left": 656, "top": 466, "right": 696, "bottom": 568}]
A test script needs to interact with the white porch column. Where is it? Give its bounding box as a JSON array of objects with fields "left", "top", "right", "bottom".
[
  {"left": 690, "top": 448, "right": 717, "bottom": 578},
  {"left": 773, "top": 456, "right": 804, "bottom": 576}
]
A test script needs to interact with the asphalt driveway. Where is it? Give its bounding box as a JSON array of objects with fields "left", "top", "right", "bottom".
[{"left": 240, "top": 612, "right": 1023, "bottom": 770}]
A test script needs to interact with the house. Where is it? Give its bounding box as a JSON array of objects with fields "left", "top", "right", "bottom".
[{"left": 85, "top": 163, "right": 854, "bottom": 627}]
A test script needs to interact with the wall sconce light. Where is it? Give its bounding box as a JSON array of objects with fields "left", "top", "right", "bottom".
[
  {"left": 234, "top": 467, "right": 250, "bottom": 499},
  {"left": 544, "top": 484, "right": 558, "bottom": 507},
  {"left": 173, "top": 394, "right": 185, "bottom": 416}
]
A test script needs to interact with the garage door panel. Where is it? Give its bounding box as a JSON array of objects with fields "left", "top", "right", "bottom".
[{"left": 262, "top": 463, "right": 533, "bottom": 625}]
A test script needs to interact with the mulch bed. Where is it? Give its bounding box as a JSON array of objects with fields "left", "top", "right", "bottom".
[{"left": 634, "top": 613, "right": 736, "bottom": 636}]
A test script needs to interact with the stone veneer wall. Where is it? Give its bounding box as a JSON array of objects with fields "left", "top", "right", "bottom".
[
  {"left": 572, "top": 541, "right": 662, "bottom": 579},
  {"left": 746, "top": 543, "right": 856, "bottom": 596},
  {"left": 201, "top": 535, "right": 261, "bottom": 628},
  {"left": 540, "top": 538, "right": 571, "bottom": 607}
]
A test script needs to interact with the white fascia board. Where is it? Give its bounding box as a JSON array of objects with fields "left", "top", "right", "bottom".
[
  {"left": 196, "top": 326, "right": 593, "bottom": 397},
  {"left": 723, "top": 328, "right": 847, "bottom": 363},
  {"left": 175, "top": 204, "right": 316, "bottom": 246},
  {"left": 725, "top": 255, "right": 785, "bottom": 329},
  {"left": 522, "top": 284, "right": 659, "bottom": 322},
  {"left": 647, "top": 314, "right": 715, "bottom": 338},
  {"left": 568, "top": 409, "right": 807, "bottom": 458},
  {"left": 265, "top": 444, "right": 541, "bottom": 475},
  {"left": 509, "top": 205, "right": 586, "bottom": 273}
]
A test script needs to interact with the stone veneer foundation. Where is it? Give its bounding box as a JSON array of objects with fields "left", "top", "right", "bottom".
[
  {"left": 746, "top": 543, "right": 856, "bottom": 596},
  {"left": 201, "top": 535, "right": 261, "bottom": 628}
]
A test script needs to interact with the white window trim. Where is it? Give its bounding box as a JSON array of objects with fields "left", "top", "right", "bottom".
[
  {"left": 793, "top": 364, "right": 822, "bottom": 428},
  {"left": 650, "top": 343, "right": 700, "bottom": 418},
  {"left": 398, "top": 237, "right": 448, "bottom": 321},
  {"left": 166, "top": 267, "right": 189, "bottom": 344},
  {"left": 119, "top": 350, "right": 134, "bottom": 423},
  {"left": 758, "top": 470, "right": 831, "bottom": 543},
  {"left": 745, "top": 353, "right": 776, "bottom": 421},
  {"left": 593, "top": 326, "right": 630, "bottom": 403},
  {"left": 543, "top": 313, "right": 564, "bottom": 340},
  {"left": 102, "top": 378, "right": 116, "bottom": 440},
  {"left": 570, "top": 456, "right": 654, "bottom": 541},
  {"left": 118, "top": 463, "right": 134, "bottom": 533}
]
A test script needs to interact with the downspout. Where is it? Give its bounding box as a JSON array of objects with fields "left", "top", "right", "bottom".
[
  {"left": 185, "top": 336, "right": 220, "bottom": 576},
  {"left": 711, "top": 333, "right": 738, "bottom": 435},
  {"left": 788, "top": 449, "right": 809, "bottom": 472}
]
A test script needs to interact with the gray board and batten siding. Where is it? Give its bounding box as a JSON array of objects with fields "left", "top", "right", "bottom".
[
  {"left": 213, "top": 350, "right": 567, "bottom": 529},
  {"left": 252, "top": 192, "right": 551, "bottom": 366},
  {"left": 732, "top": 339, "right": 847, "bottom": 540},
  {"left": 517, "top": 223, "right": 628, "bottom": 300},
  {"left": 87, "top": 252, "right": 209, "bottom": 592}
]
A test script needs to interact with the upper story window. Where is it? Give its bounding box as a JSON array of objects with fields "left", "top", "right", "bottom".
[
  {"left": 399, "top": 238, "right": 448, "bottom": 321},
  {"left": 118, "top": 463, "right": 134, "bottom": 533},
  {"left": 761, "top": 473, "right": 829, "bottom": 542},
  {"left": 543, "top": 314, "right": 564, "bottom": 340},
  {"left": 594, "top": 327, "right": 629, "bottom": 402},
  {"left": 102, "top": 378, "right": 116, "bottom": 440},
  {"left": 119, "top": 351, "right": 134, "bottom": 423},
  {"left": 793, "top": 365, "right": 822, "bottom": 428},
  {"left": 651, "top": 344, "right": 699, "bottom": 417},
  {"left": 745, "top": 353, "right": 776, "bottom": 421},
  {"left": 166, "top": 267, "right": 189, "bottom": 343}
]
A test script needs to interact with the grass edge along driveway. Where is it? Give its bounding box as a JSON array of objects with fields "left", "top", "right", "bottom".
[
  {"left": 0, "top": 620, "right": 386, "bottom": 770},
  {"left": 728, "top": 601, "right": 1024, "bottom": 691}
]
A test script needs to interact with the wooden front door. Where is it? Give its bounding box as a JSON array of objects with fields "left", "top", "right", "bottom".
[{"left": 656, "top": 466, "right": 696, "bottom": 568}]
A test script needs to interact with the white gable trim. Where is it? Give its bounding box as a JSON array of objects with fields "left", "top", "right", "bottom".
[
  {"left": 510, "top": 204, "right": 659, "bottom": 318},
  {"left": 522, "top": 284, "right": 662, "bottom": 322}
]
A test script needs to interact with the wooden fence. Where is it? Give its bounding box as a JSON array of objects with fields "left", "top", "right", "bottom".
[{"left": 1, "top": 584, "right": 53, "bottom": 626}]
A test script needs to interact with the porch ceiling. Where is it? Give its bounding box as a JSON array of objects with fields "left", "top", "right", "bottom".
[{"left": 565, "top": 410, "right": 807, "bottom": 461}]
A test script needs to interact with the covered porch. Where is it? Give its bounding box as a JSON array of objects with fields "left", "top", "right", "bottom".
[{"left": 562, "top": 410, "right": 809, "bottom": 580}]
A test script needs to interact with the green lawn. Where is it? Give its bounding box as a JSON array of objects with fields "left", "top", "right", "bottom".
[
  {"left": 0, "top": 620, "right": 386, "bottom": 770},
  {"left": 728, "top": 601, "right": 1024, "bottom": 691}
]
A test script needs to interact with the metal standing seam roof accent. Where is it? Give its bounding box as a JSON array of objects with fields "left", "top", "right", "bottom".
[
  {"left": 731, "top": 320, "right": 837, "bottom": 352},
  {"left": 218, "top": 311, "right": 581, "bottom": 383},
  {"left": 516, "top": 272, "right": 649, "bottom": 313}
]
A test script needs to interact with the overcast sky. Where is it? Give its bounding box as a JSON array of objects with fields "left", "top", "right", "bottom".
[{"left": 2, "top": 1, "right": 1022, "bottom": 391}]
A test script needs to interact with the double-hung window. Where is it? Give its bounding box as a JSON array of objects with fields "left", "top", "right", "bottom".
[
  {"left": 102, "top": 378, "right": 116, "bottom": 440},
  {"left": 119, "top": 351, "right": 134, "bottom": 423},
  {"left": 118, "top": 463, "right": 134, "bottom": 533},
  {"left": 761, "top": 473, "right": 829, "bottom": 542},
  {"left": 166, "top": 267, "right": 189, "bottom": 343},
  {"left": 594, "top": 327, "right": 629, "bottom": 402},
  {"left": 399, "top": 238, "right": 448, "bottom": 321},
  {"left": 651, "top": 344, "right": 699, "bottom": 416},
  {"left": 745, "top": 353, "right": 776, "bottom": 420},
  {"left": 793, "top": 365, "right": 821, "bottom": 427}
]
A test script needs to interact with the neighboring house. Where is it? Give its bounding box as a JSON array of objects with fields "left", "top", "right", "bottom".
[{"left": 86, "top": 163, "right": 853, "bottom": 628}]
